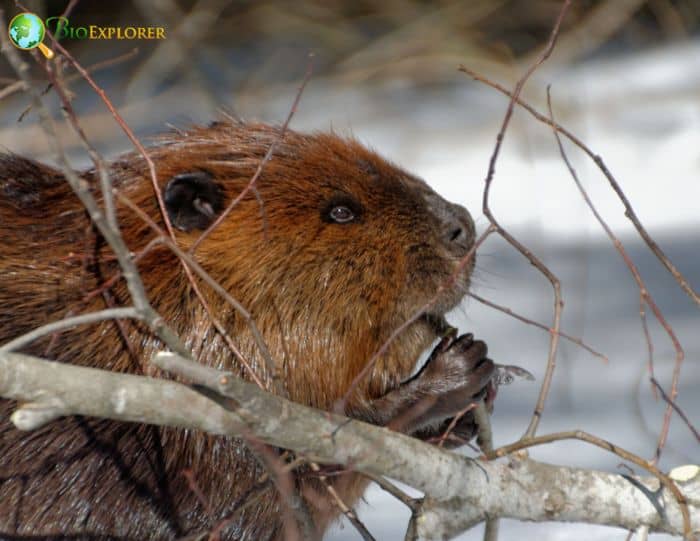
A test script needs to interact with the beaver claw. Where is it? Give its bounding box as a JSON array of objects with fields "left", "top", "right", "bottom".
[
  {"left": 409, "top": 333, "right": 496, "bottom": 435},
  {"left": 361, "top": 332, "right": 496, "bottom": 446}
]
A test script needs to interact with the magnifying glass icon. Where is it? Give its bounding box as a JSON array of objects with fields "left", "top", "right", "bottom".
[{"left": 8, "top": 12, "right": 55, "bottom": 60}]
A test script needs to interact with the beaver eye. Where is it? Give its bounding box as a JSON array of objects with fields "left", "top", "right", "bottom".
[
  {"left": 330, "top": 205, "right": 354, "bottom": 223},
  {"left": 321, "top": 194, "right": 363, "bottom": 224}
]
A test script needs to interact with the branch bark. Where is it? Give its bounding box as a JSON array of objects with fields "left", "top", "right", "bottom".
[{"left": 1, "top": 351, "right": 697, "bottom": 540}]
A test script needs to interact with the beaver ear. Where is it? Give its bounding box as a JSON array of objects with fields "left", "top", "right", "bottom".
[{"left": 164, "top": 171, "right": 224, "bottom": 232}]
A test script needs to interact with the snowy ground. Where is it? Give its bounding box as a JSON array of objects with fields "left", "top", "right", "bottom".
[{"left": 1, "top": 37, "right": 697, "bottom": 541}]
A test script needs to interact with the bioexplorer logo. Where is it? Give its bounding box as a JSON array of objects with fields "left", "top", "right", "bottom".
[
  {"left": 8, "top": 12, "right": 166, "bottom": 59},
  {"left": 46, "top": 16, "right": 166, "bottom": 41}
]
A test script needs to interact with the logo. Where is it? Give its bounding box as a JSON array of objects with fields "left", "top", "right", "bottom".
[
  {"left": 45, "top": 17, "right": 166, "bottom": 41},
  {"left": 8, "top": 12, "right": 55, "bottom": 59},
  {"left": 7, "top": 12, "right": 166, "bottom": 59}
]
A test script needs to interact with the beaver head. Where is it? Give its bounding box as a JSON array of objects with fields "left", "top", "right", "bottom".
[{"left": 116, "top": 121, "right": 478, "bottom": 410}]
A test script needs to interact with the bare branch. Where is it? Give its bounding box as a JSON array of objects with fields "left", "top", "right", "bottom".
[
  {"left": 0, "top": 307, "right": 140, "bottom": 353},
  {"left": 457, "top": 67, "right": 699, "bottom": 308},
  {"left": 0, "top": 48, "right": 139, "bottom": 102},
  {"left": 309, "top": 462, "right": 376, "bottom": 541},
  {"left": 469, "top": 292, "right": 608, "bottom": 362},
  {"left": 1, "top": 351, "right": 696, "bottom": 540},
  {"left": 544, "top": 87, "right": 685, "bottom": 463},
  {"left": 486, "top": 430, "right": 695, "bottom": 540},
  {"left": 650, "top": 377, "right": 700, "bottom": 444},
  {"left": 478, "top": 0, "right": 572, "bottom": 439}
]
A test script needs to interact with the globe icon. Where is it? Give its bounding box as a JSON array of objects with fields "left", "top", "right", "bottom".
[{"left": 8, "top": 12, "right": 54, "bottom": 59}]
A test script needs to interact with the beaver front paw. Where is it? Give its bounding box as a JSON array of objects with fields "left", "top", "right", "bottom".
[
  {"left": 406, "top": 333, "right": 495, "bottom": 436},
  {"left": 360, "top": 332, "right": 496, "bottom": 442}
]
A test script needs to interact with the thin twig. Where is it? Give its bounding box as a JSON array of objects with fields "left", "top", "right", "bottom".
[
  {"left": 247, "top": 441, "right": 315, "bottom": 541},
  {"left": 478, "top": 0, "right": 572, "bottom": 439},
  {"left": 207, "top": 483, "right": 272, "bottom": 541},
  {"left": 0, "top": 308, "right": 140, "bottom": 353},
  {"left": 639, "top": 298, "right": 657, "bottom": 397},
  {"left": 437, "top": 403, "right": 476, "bottom": 448},
  {"left": 115, "top": 192, "right": 268, "bottom": 388},
  {"left": 469, "top": 292, "right": 607, "bottom": 362},
  {"left": 650, "top": 377, "right": 700, "bottom": 443},
  {"left": 366, "top": 474, "right": 418, "bottom": 512},
  {"left": 44, "top": 36, "right": 176, "bottom": 241},
  {"left": 57, "top": 0, "right": 80, "bottom": 19},
  {"left": 0, "top": 79, "right": 23, "bottom": 99},
  {"left": 101, "top": 289, "right": 143, "bottom": 370},
  {"left": 43, "top": 237, "right": 165, "bottom": 357},
  {"left": 309, "top": 463, "right": 376, "bottom": 541},
  {"left": 457, "top": 66, "right": 699, "bottom": 308},
  {"left": 545, "top": 88, "right": 685, "bottom": 464},
  {"left": 182, "top": 469, "right": 214, "bottom": 516},
  {"left": 3, "top": 48, "right": 140, "bottom": 104},
  {"left": 43, "top": 58, "right": 118, "bottom": 231}
]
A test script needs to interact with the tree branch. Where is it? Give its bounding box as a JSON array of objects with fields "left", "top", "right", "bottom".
[
  {"left": 1, "top": 351, "right": 696, "bottom": 540},
  {"left": 0, "top": 307, "right": 141, "bottom": 354}
]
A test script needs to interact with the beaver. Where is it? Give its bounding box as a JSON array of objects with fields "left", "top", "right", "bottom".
[{"left": 0, "top": 120, "right": 495, "bottom": 540}]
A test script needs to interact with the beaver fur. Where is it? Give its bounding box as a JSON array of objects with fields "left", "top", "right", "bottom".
[{"left": 0, "top": 120, "right": 494, "bottom": 540}]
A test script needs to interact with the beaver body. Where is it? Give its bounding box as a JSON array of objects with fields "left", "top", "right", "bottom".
[{"left": 0, "top": 121, "right": 493, "bottom": 540}]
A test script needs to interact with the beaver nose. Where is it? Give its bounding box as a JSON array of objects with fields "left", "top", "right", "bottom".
[
  {"left": 424, "top": 192, "right": 475, "bottom": 257},
  {"left": 441, "top": 203, "right": 474, "bottom": 256}
]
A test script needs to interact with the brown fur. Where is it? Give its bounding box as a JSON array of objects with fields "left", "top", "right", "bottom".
[{"left": 0, "top": 121, "right": 483, "bottom": 540}]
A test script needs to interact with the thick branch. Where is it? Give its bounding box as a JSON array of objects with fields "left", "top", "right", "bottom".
[
  {"left": 1, "top": 351, "right": 697, "bottom": 539},
  {"left": 417, "top": 457, "right": 699, "bottom": 540}
]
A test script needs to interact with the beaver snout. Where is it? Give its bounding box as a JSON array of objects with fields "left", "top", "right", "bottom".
[{"left": 425, "top": 192, "right": 476, "bottom": 258}]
